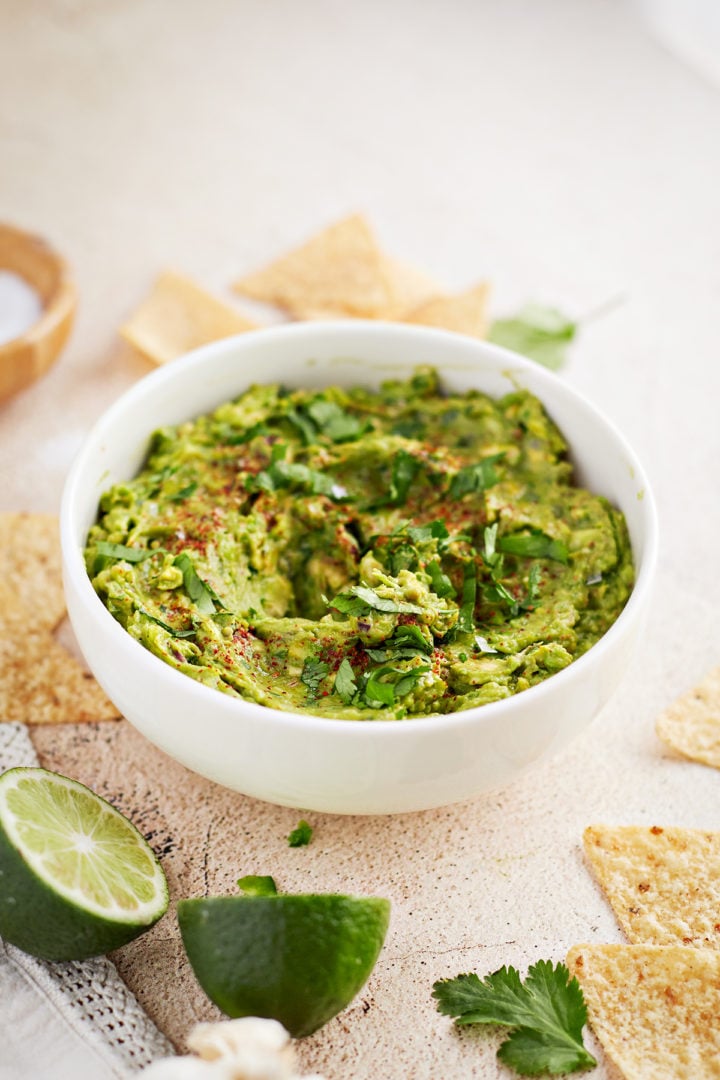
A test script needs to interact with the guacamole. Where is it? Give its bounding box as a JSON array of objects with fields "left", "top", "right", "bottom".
[{"left": 85, "top": 367, "right": 634, "bottom": 720}]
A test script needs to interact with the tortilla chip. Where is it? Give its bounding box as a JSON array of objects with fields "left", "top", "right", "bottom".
[
  {"left": 120, "top": 270, "right": 257, "bottom": 365},
  {"left": 381, "top": 257, "right": 440, "bottom": 315},
  {"left": 0, "top": 590, "right": 119, "bottom": 724},
  {"left": 656, "top": 666, "right": 720, "bottom": 769},
  {"left": 567, "top": 944, "right": 720, "bottom": 1079},
  {"left": 234, "top": 214, "right": 395, "bottom": 318},
  {"left": 401, "top": 283, "right": 490, "bottom": 338},
  {"left": 583, "top": 824, "right": 720, "bottom": 948},
  {"left": 0, "top": 512, "right": 65, "bottom": 631}
]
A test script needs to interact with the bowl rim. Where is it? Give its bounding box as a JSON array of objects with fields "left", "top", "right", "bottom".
[{"left": 61, "top": 320, "right": 658, "bottom": 741}]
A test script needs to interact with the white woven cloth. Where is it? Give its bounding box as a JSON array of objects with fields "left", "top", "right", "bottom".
[{"left": 0, "top": 723, "right": 174, "bottom": 1079}]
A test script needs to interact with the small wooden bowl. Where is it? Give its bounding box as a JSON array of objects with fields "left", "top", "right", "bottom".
[{"left": 0, "top": 223, "right": 77, "bottom": 402}]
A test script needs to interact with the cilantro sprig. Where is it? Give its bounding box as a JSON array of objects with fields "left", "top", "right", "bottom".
[
  {"left": 449, "top": 455, "right": 503, "bottom": 499},
  {"left": 247, "top": 460, "right": 347, "bottom": 501},
  {"left": 287, "top": 820, "right": 313, "bottom": 847},
  {"left": 489, "top": 304, "right": 577, "bottom": 371},
  {"left": 288, "top": 398, "right": 369, "bottom": 444},
  {"left": 300, "top": 657, "right": 330, "bottom": 698},
  {"left": 432, "top": 960, "right": 596, "bottom": 1076}
]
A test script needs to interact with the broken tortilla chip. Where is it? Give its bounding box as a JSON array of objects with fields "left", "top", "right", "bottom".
[
  {"left": 583, "top": 824, "right": 720, "bottom": 949},
  {"left": 120, "top": 270, "right": 256, "bottom": 365},
  {"left": 234, "top": 214, "right": 395, "bottom": 318},
  {"left": 0, "top": 512, "right": 65, "bottom": 632},
  {"left": 567, "top": 944, "right": 720, "bottom": 1080},
  {"left": 381, "top": 256, "right": 440, "bottom": 316},
  {"left": 401, "top": 283, "right": 490, "bottom": 338},
  {"left": 656, "top": 666, "right": 720, "bottom": 769},
  {"left": 0, "top": 590, "right": 119, "bottom": 724}
]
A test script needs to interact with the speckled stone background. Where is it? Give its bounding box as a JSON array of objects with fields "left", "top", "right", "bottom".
[{"left": 3, "top": 1, "right": 720, "bottom": 1076}]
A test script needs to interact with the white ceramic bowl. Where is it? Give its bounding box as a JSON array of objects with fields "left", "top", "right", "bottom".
[{"left": 61, "top": 322, "right": 657, "bottom": 815}]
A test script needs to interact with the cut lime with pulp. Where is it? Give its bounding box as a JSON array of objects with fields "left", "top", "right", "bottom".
[
  {"left": 178, "top": 891, "right": 390, "bottom": 1037},
  {"left": 0, "top": 767, "right": 168, "bottom": 960}
]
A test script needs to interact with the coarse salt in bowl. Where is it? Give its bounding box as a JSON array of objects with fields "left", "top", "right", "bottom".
[{"left": 61, "top": 322, "right": 657, "bottom": 814}]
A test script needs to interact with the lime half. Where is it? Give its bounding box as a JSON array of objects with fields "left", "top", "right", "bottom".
[
  {"left": 0, "top": 767, "right": 168, "bottom": 960},
  {"left": 178, "top": 892, "right": 390, "bottom": 1037}
]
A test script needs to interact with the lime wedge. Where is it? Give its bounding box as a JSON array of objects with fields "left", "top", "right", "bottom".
[
  {"left": 178, "top": 892, "right": 390, "bottom": 1037},
  {"left": 0, "top": 767, "right": 168, "bottom": 960}
]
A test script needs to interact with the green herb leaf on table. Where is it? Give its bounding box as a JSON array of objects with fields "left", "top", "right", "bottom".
[
  {"left": 287, "top": 820, "right": 313, "bottom": 848},
  {"left": 489, "top": 304, "right": 577, "bottom": 371},
  {"left": 432, "top": 960, "right": 596, "bottom": 1076},
  {"left": 237, "top": 875, "right": 278, "bottom": 896}
]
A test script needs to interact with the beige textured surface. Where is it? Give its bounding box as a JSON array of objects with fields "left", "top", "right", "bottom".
[
  {"left": 656, "top": 665, "right": 720, "bottom": 769},
  {"left": 2, "top": 1, "right": 720, "bottom": 1077},
  {"left": 567, "top": 944, "right": 720, "bottom": 1080},
  {"left": 0, "top": 512, "right": 65, "bottom": 631},
  {"left": 584, "top": 825, "right": 720, "bottom": 948}
]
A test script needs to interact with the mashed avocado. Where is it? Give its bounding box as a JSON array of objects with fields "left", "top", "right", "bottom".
[{"left": 85, "top": 367, "right": 633, "bottom": 719}]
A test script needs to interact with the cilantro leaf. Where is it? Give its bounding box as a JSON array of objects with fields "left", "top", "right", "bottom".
[
  {"left": 329, "top": 584, "right": 425, "bottom": 617},
  {"left": 449, "top": 456, "right": 503, "bottom": 499},
  {"left": 364, "top": 670, "right": 397, "bottom": 707},
  {"left": 287, "top": 819, "right": 313, "bottom": 847},
  {"left": 306, "top": 399, "right": 368, "bottom": 443},
  {"left": 497, "top": 532, "right": 569, "bottom": 565},
  {"left": 406, "top": 520, "right": 449, "bottom": 544},
  {"left": 457, "top": 562, "right": 477, "bottom": 634},
  {"left": 237, "top": 875, "right": 277, "bottom": 896},
  {"left": 489, "top": 304, "right": 577, "bottom": 371},
  {"left": 301, "top": 657, "right": 330, "bottom": 697},
  {"left": 372, "top": 450, "right": 422, "bottom": 508},
  {"left": 95, "top": 541, "right": 154, "bottom": 563},
  {"left": 249, "top": 460, "right": 345, "bottom": 500},
  {"left": 432, "top": 960, "right": 596, "bottom": 1076},
  {"left": 334, "top": 658, "right": 358, "bottom": 704},
  {"left": 167, "top": 482, "right": 198, "bottom": 502},
  {"left": 139, "top": 609, "right": 196, "bottom": 639},
  {"left": 363, "top": 664, "right": 431, "bottom": 707},
  {"left": 173, "top": 553, "right": 217, "bottom": 615},
  {"left": 426, "top": 560, "right": 456, "bottom": 599}
]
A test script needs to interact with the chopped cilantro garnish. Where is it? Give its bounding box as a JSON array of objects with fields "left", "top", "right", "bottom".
[
  {"left": 426, "top": 560, "right": 456, "bottom": 599},
  {"left": 449, "top": 456, "right": 503, "bottom": 499},
  {"left": 167, "top": 482, "right": 198, "bottom": 502},
  {"left": 139, "top": 609, "right": 196, "bottom": 639},
  {"left": 248, "top": 460, "right": 346, "bottom": 500},
  {"left": 334, "top": 658, "right": 358, "bottom": 705},
  {"left": 457, "top": 562, "right": 477, "bottom": 634},
  {"left": 300, "top": 657, "right": 330, "bottom": 698},
  {"left": 372, "top": 450, "right": 422, "bottom": 508},
  {"left": 173, "top": 553, "right": 217, "bottom": 615},
  {"left": 287, "top": 399, "right": 369, "bottom": 445},
  {"left": 95, "top": 541, "right": 153, "bottom": 563},
  {"left": 329, "top": 584, "right": 425, "bottom": 617},
  {"left": 489, "top": 304, "right": 577, "bottom": 371},
  {"left": 432, "top": 960, "right": 596, "bottom": 1076},
  {"left": 287, "top": 820, "right": 313, "bottom": 847},
  {"left": 497, "top": 531, "right": 569, "bottom": 565}
]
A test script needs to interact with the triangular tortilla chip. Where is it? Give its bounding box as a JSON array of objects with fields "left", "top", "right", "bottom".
[
  {"left": 234, "top": 214, "right": 395, "bottom": 318},
  {"left": 656, "top": 666, "right": 720, "bottom": 769},
  {"left": 0, "top": 591, "right": 119, "bottom": 724},
  {"left": 0, "top": 512, "right": 65, "bottom": 631},
  {"left": 120, "top": 270, "right": 256, "bottom": 365},
  {"left": 583, "top": 824, "right": 720, "bottom": 948},
  {"left": 401, "top": 283, "right": 490, "bottom": 338},
  {"left": 381, "top": 257, "right": 440, "bottom": 316},
  {"left": 567, "top": 944, "right": 720, "bottom": 1080}
]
